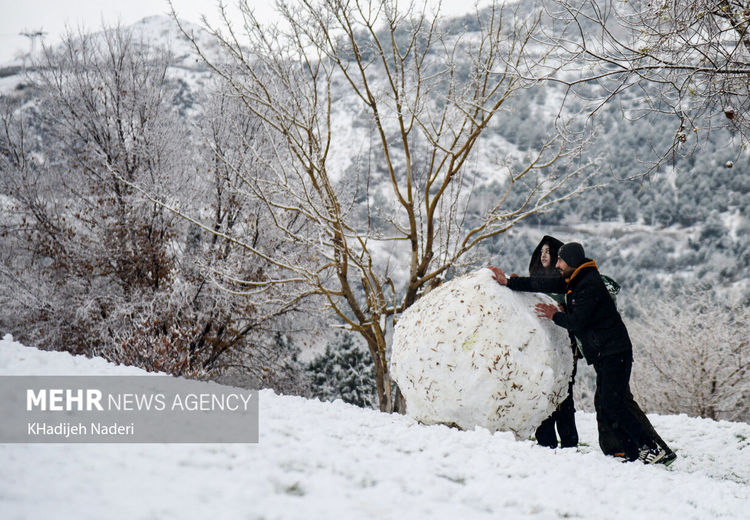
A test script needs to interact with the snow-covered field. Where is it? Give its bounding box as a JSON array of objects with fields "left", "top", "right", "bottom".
[{"left": 1, "top": 334, "right": 749, "bottom": 520}]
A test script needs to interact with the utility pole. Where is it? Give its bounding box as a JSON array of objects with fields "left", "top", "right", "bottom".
[{"left": 19, "top": 29, "right": 46, "bottom": 73}]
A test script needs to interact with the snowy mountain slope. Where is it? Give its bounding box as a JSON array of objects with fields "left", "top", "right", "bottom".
[
  {"left": 1, "top": 335, "right": 749, "bottom": 520},
  {"left": 1, "top": 13, "right": 747, "bottom": 302}
]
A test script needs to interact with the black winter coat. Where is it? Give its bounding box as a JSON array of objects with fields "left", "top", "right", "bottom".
[
  {"left": 507, "top": 260, "right": 632, "bottom": 365},
  {"left": 527, "top": 235, "right": 566, "bottom": 306}
]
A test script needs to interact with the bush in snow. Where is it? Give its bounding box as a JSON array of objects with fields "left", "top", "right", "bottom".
[
  {"left": 391, "top": 268, "right": 574, "bottom": 439},
  {"left": 629, "top": 287, "right": 750, "bottom": 423},
  {"left": 306, "top": 332, "right": 376, "bottom": 408}
]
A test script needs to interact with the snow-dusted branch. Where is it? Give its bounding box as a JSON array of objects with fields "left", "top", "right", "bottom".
[{"left": 545, "top": 0, "right": 750, "bottom": 156}]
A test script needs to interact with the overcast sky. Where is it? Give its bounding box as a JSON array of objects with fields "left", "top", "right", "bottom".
[{"left": 0, "top": 0, "right": 484, "bottom": 65}]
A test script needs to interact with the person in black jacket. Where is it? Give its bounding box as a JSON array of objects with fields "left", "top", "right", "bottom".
[
  {"left": 489, "top": 242, "right": 672, "bottom": 465},
  {"left": 522, "top": 236, "right": 579, "bottom": 449}
]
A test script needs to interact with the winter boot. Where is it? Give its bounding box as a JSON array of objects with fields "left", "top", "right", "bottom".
[{"left": 638, "top": 445, "right": 667, "bottom": 465}]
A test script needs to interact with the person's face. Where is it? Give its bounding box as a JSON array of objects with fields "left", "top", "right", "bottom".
[
  {"left": 540, "top": 244, "right": 552, "bottom": 268},
  {"left": 556, "top": 257, "right": 575, "bottom": 278}
]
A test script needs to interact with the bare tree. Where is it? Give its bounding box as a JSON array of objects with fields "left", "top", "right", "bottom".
[
  {"left": 0, "top": 25, "right": 305, "bottom": 386},
  {"left": 168, "top": 0, "right": 594, "bottom": 411},
  {"left": 629, "top": 288, "right": 750, "bottom": 422},
  {"left": 180, "top": 84, "right": 319, "bottom": 385},
  {"left": 546, "top": 0, "right": 750, "bottom": 167},
  {"left": 0, "top": 20, "right": 322, "bottom": 400},
  {"left": 0, "top": 26, "right": 189, "bottom": 361}
]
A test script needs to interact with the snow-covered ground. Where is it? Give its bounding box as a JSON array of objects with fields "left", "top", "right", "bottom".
[{"left": 1, "top": 334, "right": 749, "bottom": 520}]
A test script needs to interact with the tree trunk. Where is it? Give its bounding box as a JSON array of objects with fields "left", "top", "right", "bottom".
[{"left": 361, "top": 326, "right": 406, "bottom": 413}]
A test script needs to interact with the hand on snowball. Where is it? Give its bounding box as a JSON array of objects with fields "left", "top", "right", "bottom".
[
  {"left": 488, "top": 266, "right": 507, "bottom": 285},
  {"left": 535, "top": 302, "right": 560, "bottom": 320}
]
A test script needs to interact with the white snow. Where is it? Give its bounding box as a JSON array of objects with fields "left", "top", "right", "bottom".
[
  {"left": 1, "top": 333, "right": 750, "bottom": 519},
  {"left": 392, "top": 269, "right": 572, "bottom": 439},
  {"left": 721, "top": 210, "right": 745, "bottom": 242}
]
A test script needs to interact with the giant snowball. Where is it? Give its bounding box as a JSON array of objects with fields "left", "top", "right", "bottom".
[{"left": 391, "top": 268, "right": 573, "bottom": 439}]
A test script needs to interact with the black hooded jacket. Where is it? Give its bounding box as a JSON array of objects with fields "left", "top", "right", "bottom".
[
  {"left": 529, "top": 235, "right": 564, "bottom": 278},
  {"left": 507, "top": 257, "right": 632, "bottom": 365},
  {"left": 527, "top": 235, "right": 565, "bottom": 305}
]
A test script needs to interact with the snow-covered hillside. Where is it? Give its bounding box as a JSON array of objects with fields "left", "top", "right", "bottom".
[
  {"left": 1, "top": 12, "right": 747, "bottom": 302},
  {"left": 1, "top": 335, "right": 749, "bottom": 520}
]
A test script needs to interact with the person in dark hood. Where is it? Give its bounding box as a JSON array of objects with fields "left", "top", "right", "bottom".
[
  {"left": 522, "top": 236, "right": 579, "bottom": 449},
  {"left": 489, "top": 242, "right": 674, "bottom": 465}
]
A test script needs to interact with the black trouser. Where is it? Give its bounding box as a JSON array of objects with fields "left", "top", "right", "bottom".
[
  {"left": 596, "top": 388, "right": 672, "bottom": 458},
  {"left": 593, "top": 353, "right": 659, "bottom": 457},
  {"left": 535, "top": 391, "right": 578, "bottom": 448},
  {"left": 536, "top": 360, "right": 578, "bottom": 449}
]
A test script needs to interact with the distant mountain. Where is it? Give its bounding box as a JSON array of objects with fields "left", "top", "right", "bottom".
[{"left": 2, "top": 13, "right": 748, "bottom": 305}]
